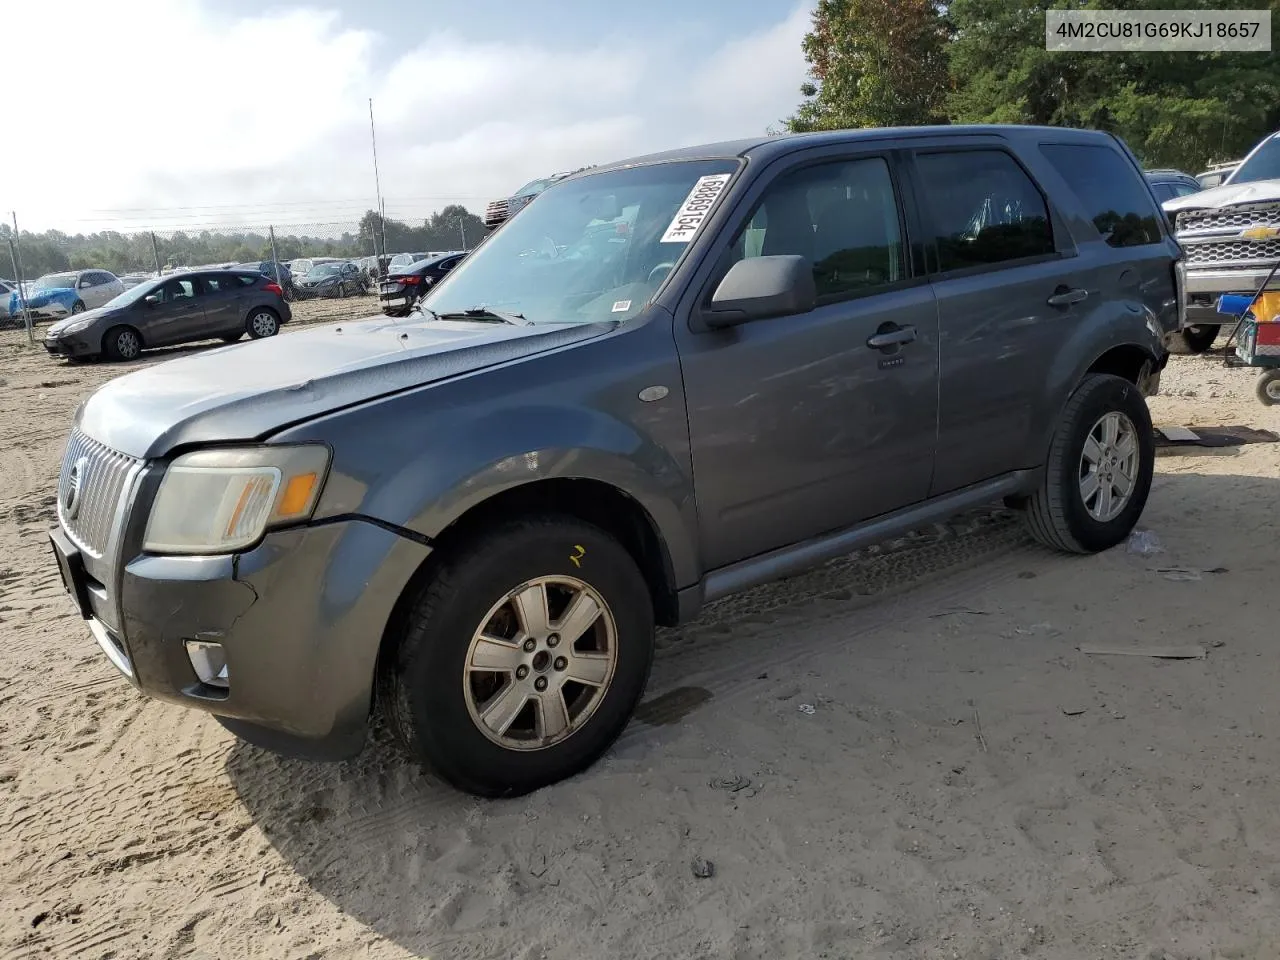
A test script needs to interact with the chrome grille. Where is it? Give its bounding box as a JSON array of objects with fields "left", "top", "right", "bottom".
[
  {"left": 1177, "top": 205, "right": 1280, "bottom": 232},
  {"left": 57, "top": 429, "right": 141, "bottom": 558},
  {"left": 1184, "top": 237, "right": 1280, "bottom": 267}
]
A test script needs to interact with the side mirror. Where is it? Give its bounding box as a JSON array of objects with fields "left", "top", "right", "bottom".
[
  {"left": 704, "top": 255, "right": 816, "bottom": 329},
  {"left": 143, "top": 294, "right": 159, "bottom": 306}
]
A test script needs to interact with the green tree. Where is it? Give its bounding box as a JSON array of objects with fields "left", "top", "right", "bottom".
[
  {"left": 787, "top": 0, "right": 951, "bottom": 132},
  {"left": 947, "top": 0, "right": 1280, "bottom": 171}
]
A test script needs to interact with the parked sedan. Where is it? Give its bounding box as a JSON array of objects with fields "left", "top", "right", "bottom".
[
  {"left": 41, "top": 269, "right": 291, "bottom": 361},
  {"left": 293, "top": 260, "right": 367, "bottom": 299},
  {"left": 377, "top": 250, "right": 466, "bottom": 316},
  {"left": 8, "top": 270, "right": 125, "bottom": 320}
]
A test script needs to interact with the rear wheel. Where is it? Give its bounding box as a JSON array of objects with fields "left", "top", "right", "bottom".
[
  {"left": 246, "top": 309, "right": 279, "bottom": 339},
  {"left": 1022, "top": 373, "right": 1154, "bottom": 554},
  {"left": 380, "top": 515, "right": 655, "bottom": 797},
  {"left": 1167, "top": 324, "right": 1220, "bottom": 355},
  {"left": 103, "top": 326, "right": 142, "bottom": 361}
]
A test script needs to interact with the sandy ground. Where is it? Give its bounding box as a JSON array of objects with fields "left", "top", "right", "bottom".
[{"left": 4, "top": 308, "right": 1280, "bottom": 960}]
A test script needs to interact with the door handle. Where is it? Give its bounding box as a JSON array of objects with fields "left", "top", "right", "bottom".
[
  {"left": 866, "top": 324, "right": 917, "bottom": 350},
  {"left": 1047, "top": 286, "right": 1089, "bottom": 307}
]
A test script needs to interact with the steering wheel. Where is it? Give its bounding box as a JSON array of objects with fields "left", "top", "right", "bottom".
[{"left": 647, "top": 262, "right": 676, "bottom": 283}]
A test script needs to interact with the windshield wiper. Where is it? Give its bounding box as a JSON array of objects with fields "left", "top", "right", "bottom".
[{"left": 434, "top": 307, "right": 530, "bottom": 326}]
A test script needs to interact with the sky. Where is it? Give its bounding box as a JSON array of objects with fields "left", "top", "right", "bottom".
[{"left": 3, "top": 0, "right": 812, "bottom": 234}]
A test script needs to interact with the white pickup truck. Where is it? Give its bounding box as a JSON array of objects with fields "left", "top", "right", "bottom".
[{"left": 1165, "top": 132, "right": 1280, "bottom": 354}]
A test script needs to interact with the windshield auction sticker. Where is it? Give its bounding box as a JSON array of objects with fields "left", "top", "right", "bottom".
[{"left": 661, "top": 174, "right": 733, "bottom": 243}]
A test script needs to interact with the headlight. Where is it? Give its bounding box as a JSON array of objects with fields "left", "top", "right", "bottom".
[
  {"left": 144, "top": 445, "right": 330, "bottom": 554},
  {"left": 60, "top": 316, "right": 94, "bottom": 334}
]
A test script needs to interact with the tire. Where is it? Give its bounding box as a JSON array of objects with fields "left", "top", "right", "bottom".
[
  {"left": 1023, "top": 373, "right": 1155, "bottom": 554},
  {"left": 220, "top": 332, "right": 244, "bottom": 344},
  {"left": 246, "top": 308, "right": 279, "bottom": 339},
  {"left": 1166, "top": 324, "right": 1220, "bottom": 355},
  {"left": 1256, "top": 369, "right": 1280, "bottom": 406},
  {"left": 71, "top": 301, "right": 86, "bottom": 315},
  {"left": 102, "top": 325, "right": 142, "bottom": 361},
  {"left": 380, "top": 515, "right": 655, "bottom": 797}
]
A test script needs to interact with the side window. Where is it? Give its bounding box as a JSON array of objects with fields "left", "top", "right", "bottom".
[
  {"left": 915, "top": 150, "right": 1055, "bottom": 272},
  {"left": 158, "top": 279, "right": 196, "bottom": 302},
  {"left": 202, "top": 275, "right": 233, "bottom": 293},
  {"left": 78, "top": 273, "right": 97, "bottom": 288},
  {"left": 236, "top": 275, "right": 258, "bottom": 288},
  {"left": 721, "top": 156, "right": 906, "bottom": 301},
  {"left": 1040, "top": 143, "right": 1162, "bottom": 247},
  {"left": 1150, "top": 182, "right": 1175, "bottom": 203},
  {"left": 1174, "top": 182, "right": 1200, "bottom": 197}
]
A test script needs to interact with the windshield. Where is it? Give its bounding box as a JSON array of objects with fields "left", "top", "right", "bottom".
[
  {"left": 307, "top": 264, "right": 342, "bottom": 278},
  {"left": 34, "top": 273, "right": 77, "bottom": 291},
  {"left": 1228, "top": 136, "right": 1280, "bottom": 185},
  {"left": 104, "top": 276, "right": 168, "bottom": 308},
  {"left": 422, "top": 159, "right": 739, "bottom": 325}
]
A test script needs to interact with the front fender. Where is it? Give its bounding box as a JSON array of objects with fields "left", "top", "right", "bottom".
[
  {"left": 1024, "top": 301, "right": 1163, "bottom": 465},
  {"left": 348, "top": 404, "right": 697, "bottom": 588}
]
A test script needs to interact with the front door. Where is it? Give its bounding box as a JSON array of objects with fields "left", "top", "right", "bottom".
[
  {"left": 675, "top": 152, "right": 941, "bottom": 570},
  {"left": 141, "top": 277, "right": 205, "bottom": 346}
]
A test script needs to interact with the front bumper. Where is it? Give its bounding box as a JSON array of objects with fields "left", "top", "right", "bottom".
[
  {"left": 43, "top": 330, "right": 99, "bottom": 358},
  {"left": 1183, "top": 266, "right": 1280, "bottom": 327},
  {"left": 50, "top": 517, "right": 431, "bottom": 760}
]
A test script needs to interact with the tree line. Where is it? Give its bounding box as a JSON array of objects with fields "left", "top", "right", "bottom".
[
  {"left": 1, "top": 204, "right": 487, "bottom": 280},
  {"left": 787, "top": 0, "right": 1280, "bottom": 174}
]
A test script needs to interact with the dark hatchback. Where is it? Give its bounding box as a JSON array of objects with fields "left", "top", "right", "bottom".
[
  {"left": 43, "top": 269, "right": 291, "bottom": 361},
  {"left": 377, "top": 251, "right": 466, "bottom": 316}
]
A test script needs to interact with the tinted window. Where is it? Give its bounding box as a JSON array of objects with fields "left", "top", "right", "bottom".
[
  {"left": 723, "top": 157, "right": 905, "bottom": 300},
  {"left": 1173, "top": 181, "right": 1200, "bottom": 197},
  {"left": 916, "top": 150, "right": 1054, "bottom": 271},
  {"left": 202, "top": 275, "right": 237, "bottom": 293},
  {"left": 1041, "top": 143, "right": 1161, "bottom": 247},
  {"left": 236, "top": 275, "right": 258, "bottom": 288},
  {"left": 1150, "top": 182, "right": 1175, "bottom": 202}
]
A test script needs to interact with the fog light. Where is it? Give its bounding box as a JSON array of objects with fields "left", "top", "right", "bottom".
[{"left": 185, "top": 640, "right": 229, "bottom": 688}]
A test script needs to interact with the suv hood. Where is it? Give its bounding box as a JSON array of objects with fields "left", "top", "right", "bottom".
[
  {"left": 1164, "top": 179, "right": 1280, "bottom": 213},
  {"left": 77, "top": 315, "right": 616, "bottom": 459}
]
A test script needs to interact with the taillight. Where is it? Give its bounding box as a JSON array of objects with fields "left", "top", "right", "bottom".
[
  {"left": 399, "top": 276, "right": 420, "bottom": 285},
  {"left": 264, "top": 281, "right": 283, "bottom": 296}
]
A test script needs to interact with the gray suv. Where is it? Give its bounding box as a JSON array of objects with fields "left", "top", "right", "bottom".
[{"left": 48, "top": 126, "right": 1178, "bottom": 796}]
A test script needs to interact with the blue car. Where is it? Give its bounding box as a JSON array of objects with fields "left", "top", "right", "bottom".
[{"left": 7, "top": 270, "right": 125, "bottom": 321}]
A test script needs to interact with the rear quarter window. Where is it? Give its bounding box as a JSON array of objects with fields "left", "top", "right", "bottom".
[
  {"left": 1041, "top": 143, "right": 1162, "bottom": 247},
  {"left": 235, "top": 274, "right": 259, "bottom": 288}
]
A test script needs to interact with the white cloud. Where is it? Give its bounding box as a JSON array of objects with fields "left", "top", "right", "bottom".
[{"left": 2, "top": 0, "right": 809, "bottom": 233}]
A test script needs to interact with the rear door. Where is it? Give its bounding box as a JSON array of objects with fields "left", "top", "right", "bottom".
[
  {"left": 197, "top": 274, "right": 247, "bottom": 335},
  {"left": 909, "top": 141, "right": 1095, "bottom": 494}
]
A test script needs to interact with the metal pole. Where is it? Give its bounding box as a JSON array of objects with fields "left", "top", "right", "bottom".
[
  {"left": 369, "top": 98, "right": 388, "bottom": 258},
  {"left": 8, "top": 238, "right": 32, "bottom": 342},
  {"left": 458, "top": 217, "right": 467, "bottom": 251},
  {"left": 268, "top": 225, "right": 285, "bottom": 299},
  {"left": 150, "top": 231, "right": 162, "bottom": 277},
  {"left": 11, "top": 213, "right": 32, "bottom": 344}
]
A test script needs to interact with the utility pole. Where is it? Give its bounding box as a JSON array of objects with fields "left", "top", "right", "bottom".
[
  {"left": 458, "top": 217, "right": 467, "bottom": 251},
  {"left": 369, "top": 98, "right": 389, "bottom": 259},
  {"left": 150, "top": 231, "right": 162, "bottom": 276}
]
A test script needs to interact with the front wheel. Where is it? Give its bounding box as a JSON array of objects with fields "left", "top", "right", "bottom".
[
  {"left": 246, "top": 309, "right": 279, "bottom": 339},
  {"left": 71, "top": 301, "right": 86, "bottom": 315},
  {"left": 103, "top": 325, "right": 142, "bottom": 361},
  {"left": 381, "top": 516, "right": 655, "bottom": 797},
  {"left": 1022, "top": 373, "right": 1155, "bottom": 554},
  {"left": 1167, "top": 324, "right": 1220, "bottom": 355},
  {"left": 1256, "top": 369, "right": 1280, "bottom": 406}
]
